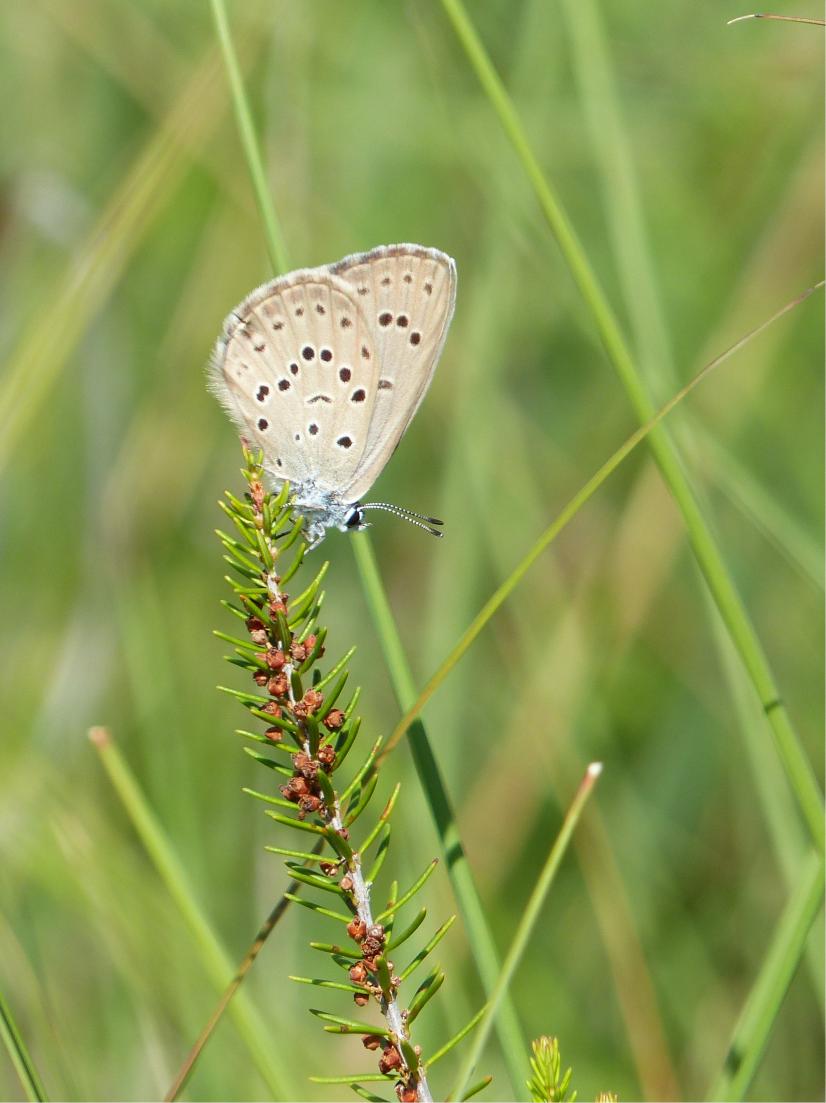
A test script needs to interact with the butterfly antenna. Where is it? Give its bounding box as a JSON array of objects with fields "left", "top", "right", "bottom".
[{"left": 360, "top": 501, "right": 444, "bottom": 538}]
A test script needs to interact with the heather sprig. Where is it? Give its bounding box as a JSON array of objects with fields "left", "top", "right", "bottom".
[
  {"left": 527, "top": 1037, "right": 576, "bottom": 1103},
  {"left": 216, "top": 448, "right": 478, "bottom": 1102}
]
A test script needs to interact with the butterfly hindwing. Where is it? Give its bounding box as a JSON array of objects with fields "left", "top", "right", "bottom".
[{"left": 329, "top": 244, "right": 456, "bottom": 502}]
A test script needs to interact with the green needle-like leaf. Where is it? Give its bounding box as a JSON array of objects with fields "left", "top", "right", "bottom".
[
  {"left": 283, "top": 894, "right": 353, "bottom": 924},
  {"left": 365, "top": 827, "right": 392, "bottom": 886},
  {"left": 376, "top": 860, "right": 438, "bottom": 922},
  {"left": 386, "top": 908, "right": 427, "bottom": 951},
  {"left": 407, "top": 968, "right": 445, "bottom": 1024},
  {"left": 427, "top": 1006, "right": 486, "bottom": 1068},
  {"left": 461, "top": 1076, "right": 494, "bottom": 1101},
  {"left": 289, "top": 977, "right": 363, "bottom": 994},
  {"left": 400, "top": 916, "right": 457, "bottom": 981},
  {"left": 309, "top": 1010, "right": 388, "bottom": 1036}
]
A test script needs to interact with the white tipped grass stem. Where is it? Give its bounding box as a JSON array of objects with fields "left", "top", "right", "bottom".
[
  {"left": 728, "top": 13, "right": 825, "bottom": 25},
  {"left": 450, "top": 764, "right": 603, "bottom": 1101}
]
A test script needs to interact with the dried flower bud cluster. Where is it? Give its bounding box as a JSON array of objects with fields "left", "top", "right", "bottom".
[
  {"left": 344, "top": 916, "right": 419, "bottom": 1098},
  {"left": 236, "top": 483, "right": 354, "bottom": 823},
  {"left": 221, "top": 463, "right": 435, "bottom": 1103}
]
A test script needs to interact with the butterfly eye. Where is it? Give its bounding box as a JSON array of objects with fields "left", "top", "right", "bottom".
[{"left": 345, "top": 508, "right": 364, "bottom": 530}]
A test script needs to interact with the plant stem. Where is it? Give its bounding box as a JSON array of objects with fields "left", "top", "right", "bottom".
[
  {"left": 0, "top": 986, "right": 47, "bottom": 1102},
  {"left": 709, "top": 852, "right": 825, "bottom": 1101},
  {"left": 210, "top": 2, "right": 529, "bottom": 1092},
  {"left": 451, "top": 764, "right": 602, "bottom": 1101},
  {"left": 439, "top": 0, "right": 826, "bottom": 852},
  {"left": 164, "top": 838, "right": 324, "bottom": 1101},
  {"left": 88, "top": 727, "right": 294, "bottom": 1099},
  {"left": 382, "top": 282, "right": 823, "bottom": 758},
  {"left": 352, "top": 534, "right": 529, "bottom": 1096},
  {"left": 209, "top": 0, "right": 291, "bottom": 274}
]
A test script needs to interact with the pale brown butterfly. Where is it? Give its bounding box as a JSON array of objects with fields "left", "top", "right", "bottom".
[{"left": 210, "top": 244, "right": 456, "bottom": 547}]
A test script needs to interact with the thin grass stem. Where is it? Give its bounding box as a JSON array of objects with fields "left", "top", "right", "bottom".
[
  {"left": 451, "top": 764, "right": 602, "bottom": 1101},
  {"left": 708, "top": 852, "right": 825, "bottom": 1100},
  {"left": 208, "top": 3, "right": 533, "bottom": 1087},
  {"left": 437, "top": 0, "right": 824, "bottom": 853},
  {"left": 0, "top": 986, "right": 47, "bottom": 1102},
  {"left": 382, "top": 282, "right": 821, "bottom": 745},
  {"left": 88, "top": 727, "right": 293, "bottom": 1100},
  {"left": 164, "top": 836, "right": 325, "bottom": 1101},
  {"left": 351, "top": 534, "right": 528, "bottom": 1094},
  {"left": 208, "top": 0, "right": 291, "bottom": 274}
]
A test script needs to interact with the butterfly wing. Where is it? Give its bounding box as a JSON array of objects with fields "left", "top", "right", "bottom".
[
  {"left": 329, "top": 244, "right": 456, "bottom": 502},
  {"left": 210, "top": 268, "right": 379, "bottom": 494}
]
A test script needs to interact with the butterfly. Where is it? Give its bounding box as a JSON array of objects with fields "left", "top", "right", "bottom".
[{"left": 210, "top": 243, "right": 456, "bottom": 548}]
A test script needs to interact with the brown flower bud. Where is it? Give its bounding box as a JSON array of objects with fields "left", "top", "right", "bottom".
[
  {"left": 320, "top": 861, "right": 338, "bottom": 876},
  {"left": 269, "top": 598, "right": 288, "bottom": 617},
  {"left": 378, "top": 1045, "right": 402, "bottom": 1074},
  {"left": 264, "top": 727, "right": 282, "bottom": 743},
  {"left": 323, "top": 709, "right": 345, "bottom": 731},
  {"left": 250, "top": 481, "right": 265, "bottom": 510},
  {"left": 304, "top": 689, "right": 323, "bottom": 712},
  {"left": 298, "top": 794, "right": 321, "bottom": 815},
  {"left": 289, "top": 640, "right": 308, "bottom": 663},
  {"left": 366, "top": 924, "right": 385, "bottom": 943},
  {"left": 267, "top": 673, "right": 289, "bottom": 697},
  {"left": 262, "top": 701, "right": 282, "bottom": 717},
  {"left": 362, "top": 1035, "right": 383, "bottom": 1051},
  {"left": 347, "top": 917, "right": 367, "bottom": 942},
  {"left": 360, "top": 937, "right": 383, "bottom": 959},
  {"left": 293, "top": 752, "right": 317, "bottom": 779},
  {"left": 265, "top": 648, "right": 286, "bottom": 670},
  {"left": 246, "top": 616, "right": 266, "bottom": 633},
  {"left": 353, "top": 992, "right": 369, "bottom": 1007},
  {"left": 398, "top": 1087, "right": 417, "bottom": 1103},
  {"left": 249, "top": 628, "right": 269, "bottom": 646},
  {"left": 317, "top": 743, "right": 337, "bottom": 768},
  {"left": 339, "top": 874, "right": 354, "bottom": 893},
  {"left": 349, "top": 962, "right": 368, "bottom": 984}
]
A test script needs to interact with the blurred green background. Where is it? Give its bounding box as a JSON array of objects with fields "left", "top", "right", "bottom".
[{"left": 0, "top": 1, "right": 822, "bottom": 1100}]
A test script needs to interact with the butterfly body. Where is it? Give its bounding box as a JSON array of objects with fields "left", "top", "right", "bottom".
[{"left": 210, "top": 244, "right": 456, "bottom": 547}]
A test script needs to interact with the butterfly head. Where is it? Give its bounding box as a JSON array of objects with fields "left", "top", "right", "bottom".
[{"left": 344, "top": 506, "right": 367, "bottom": 532}]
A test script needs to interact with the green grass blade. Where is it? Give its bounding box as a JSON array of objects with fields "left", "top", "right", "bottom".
[
  {"left": 437, "top": 0, "right": 824, "bottom": 853},
  {"left": 0, "top": 985, "right": 48, "bottom": 1102},
  {"left": 88, "top": 728, "right": 293, "bottom": 1099},
  {"left": 451, "top": 764, "right": 602, "bottom": 1101},
  {"left": 0, "top": 45, "right": 229, "bottom": 478},
  {"left": 708, "top": 852, "right": 824, "bottom": 1101},
  {"left": 351, "top": 532, "right": 528, "bottom": 1094},
  {"left": 209, "top": 0, "right": 290, "bottom": 274},
  {"left": 384, "top": 284, "right": 821, "bottom": 755}
]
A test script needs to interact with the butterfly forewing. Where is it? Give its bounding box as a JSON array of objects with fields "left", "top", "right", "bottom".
[
  {"left": 212, "top": 269, "right": 379, "bottom": 490},
  {"left": 330, "top": 244, "right": 456, "bottom": 502}
]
